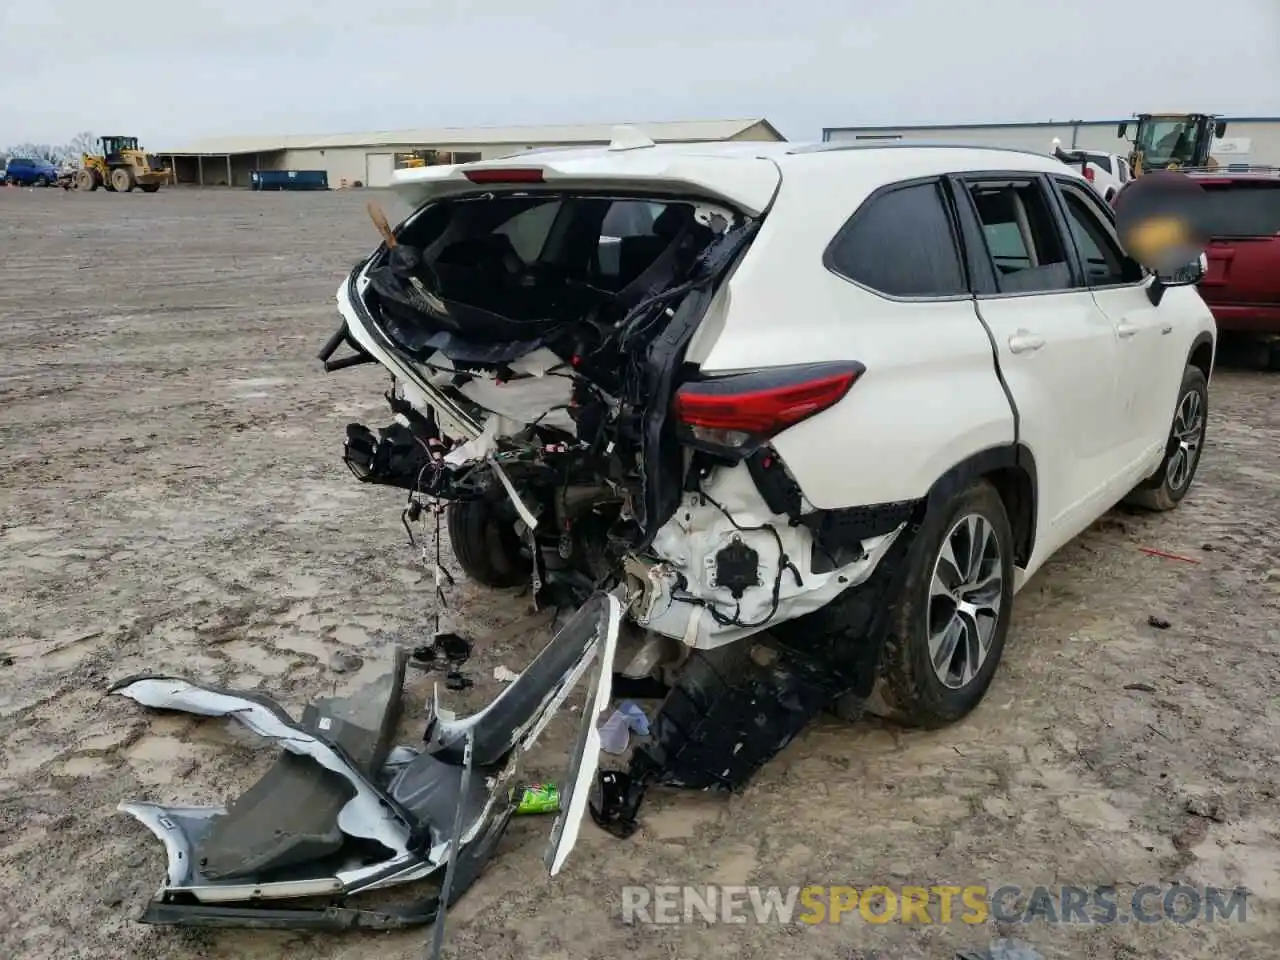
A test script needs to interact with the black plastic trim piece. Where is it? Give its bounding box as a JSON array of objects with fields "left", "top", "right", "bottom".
[
  {"left": 317, "top": 318, "right": 376, "bottom": 373},
  {"left": 745, "top": 447, "right": 804, "bottom": 519},
  {"left": 944, "top": 175, "right": 999, "bottom": 296},
  {"left": 1188, "top": 330, "right": 1216, "bottom": 377},
  {"left": 799, "top": 499, "right": 922, "bottom": 552}
]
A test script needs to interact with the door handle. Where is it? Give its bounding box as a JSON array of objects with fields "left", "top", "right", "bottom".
[
  {"left": 1008, "top": 331, "right": 1045, "bottom": 354},
  {"left": 1161, "top": 324, "right": 1173, "bottom": 335},
  {"left": 1117, "top": 322, "right": 1140, "bottom": 338}
]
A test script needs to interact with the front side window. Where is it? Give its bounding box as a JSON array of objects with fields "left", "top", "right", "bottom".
[
  {"left": 827, "top": 180, "right": 967, "bottom": 297},
  {"left": 1054, "top": 180, "right": 1145, "bottom": 286},
  {"left": 965, "top": 180, "right": 1073, "bottom": 294}
]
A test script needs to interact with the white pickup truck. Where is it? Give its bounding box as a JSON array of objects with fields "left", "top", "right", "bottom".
[{"left": 1052, "top": 139, "right": 1132, "bottom": 202}]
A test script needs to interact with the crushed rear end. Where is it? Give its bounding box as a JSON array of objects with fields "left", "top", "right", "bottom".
[{"left": 318, "top": 141, "right": 911, "bottom": 846}]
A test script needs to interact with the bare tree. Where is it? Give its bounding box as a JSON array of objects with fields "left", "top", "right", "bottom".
[
  {"left": 5, "top": 143, "right": 59, "bottom": 163},
  {"left": 3, "top": 132, "right": 97, "bottom": 168},
  {"left": 65, "top": 131, "right": 97, "bottom": 164}
]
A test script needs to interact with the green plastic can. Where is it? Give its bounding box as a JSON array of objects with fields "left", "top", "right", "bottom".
[{"left": 516, "top": 783, "right": 560, "bottom": 815}]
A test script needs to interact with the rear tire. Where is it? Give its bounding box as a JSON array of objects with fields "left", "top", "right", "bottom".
[
  {"left": 74, "top": 169, "right": 98, "bottom": 191},
  {"left": 140, "top": 183, "right": 160, "bottom": 193},
  {"left": 870, "top": 478, "right": 1016, "bottom": 728},
  {"left": 446, "top": 500, "right": 529, "bottom": 588},
  {"left": 1124, "top": 365, "right": 1208, "bottom": 511}
]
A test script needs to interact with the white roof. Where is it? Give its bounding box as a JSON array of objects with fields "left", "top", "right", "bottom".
[
  {"left": 388, "top": 138, "right": 1081, "bottom": 217},
  {"left": 160, "top": 118, "right": 780, "bottom": 156}
]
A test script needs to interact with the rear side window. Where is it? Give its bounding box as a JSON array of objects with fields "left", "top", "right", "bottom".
[
  {"left": 1089, "top": 154, "right": 1113, "bottom": 175},
  {"left": 965, "top": 180, "right": 1073, "bottom": 294},
  {"left": 827, "top": 180, "right": 967, "bottom": 297},
  {"left": 1200, "top": 182, "right": 1280, "bottom": 238}
]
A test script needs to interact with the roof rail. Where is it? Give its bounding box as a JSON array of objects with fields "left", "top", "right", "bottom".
[{"left": 1181, "top": 163, "right": 1280, "bottom": 176}]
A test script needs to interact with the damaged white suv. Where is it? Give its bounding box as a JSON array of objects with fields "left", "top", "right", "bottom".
[{"left": 323, "top": 133, "right": 1214, "bottom": 830}]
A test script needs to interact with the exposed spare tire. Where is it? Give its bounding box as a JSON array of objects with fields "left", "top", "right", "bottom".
[{"left": 446, "top": 499, "right": 529, "bottom": 588}]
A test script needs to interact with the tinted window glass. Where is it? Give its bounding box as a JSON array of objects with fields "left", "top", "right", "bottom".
[
  {"left": 1057, "top": 182, "right": 1145, "bottom": 286},
  {"left": 967, "top": 181, "right": 1073, "bottom": 293},
  {"left": 1089, "top": 154, "right": 1113, "bottom": 175},
  {"left": 1200, "top": 183, "right": 1280, "bottom": 237},
  {"left": 493, "top": 200, "right": 562, "bottom": 262},
  {"left": 828, "top": 181, "right": 966, "bottom": 297},
  {"left": 601, "top": 200, "right": 664, "bottom": 238}
]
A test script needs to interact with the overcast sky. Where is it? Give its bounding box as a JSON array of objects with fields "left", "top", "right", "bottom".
[{"left": 3, "top": 0, "right": 1278, "bottom": 148}]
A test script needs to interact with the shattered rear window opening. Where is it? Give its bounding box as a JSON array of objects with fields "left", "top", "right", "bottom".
[{"left": 364, "top": 190, "right": 736, "bottom": 380}]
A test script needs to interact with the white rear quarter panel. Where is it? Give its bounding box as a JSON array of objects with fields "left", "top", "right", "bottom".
[{"left": 697, "top": 152, "right": 1016, "bottom": 509}]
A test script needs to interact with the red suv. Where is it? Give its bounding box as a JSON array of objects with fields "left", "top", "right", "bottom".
[{"left": 1187, "top": 171, "right": 1280, "bottom": 363}]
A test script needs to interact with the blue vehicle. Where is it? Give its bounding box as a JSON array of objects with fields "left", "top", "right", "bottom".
[{"left": 3, "top": 157, "right": 59, "bottom": 186}]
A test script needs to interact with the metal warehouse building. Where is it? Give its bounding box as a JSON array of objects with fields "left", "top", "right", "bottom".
[
  {"left": 160, "top": 118, "right": 784, "bottom": 188},
  {"left": 822, "top": 116, "right": 1280, "bottom": 166}
]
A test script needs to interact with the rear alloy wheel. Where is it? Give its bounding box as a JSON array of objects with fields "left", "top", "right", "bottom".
[
  {"left": 110, "top": 167, "right": 136, "bottom": 192},
  {"left": 870, "top": 479, "right": 1015, "bottom": 728},
  {"left": 1124, "top": 364, "right": 1208, "bottom": 511}
]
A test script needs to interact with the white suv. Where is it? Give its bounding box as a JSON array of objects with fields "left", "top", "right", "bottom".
[{"left": 322, "top": 134, "right": 1215, "bottom": 837}]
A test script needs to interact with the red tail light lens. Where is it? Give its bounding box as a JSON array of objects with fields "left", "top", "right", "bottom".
[
  {"left": 672, "top": 362, "right": 864, "bottom": 456},
  {"left": 1083, "top": 167, "right": 1095, "bottom": 182},
  {"left": 463, "top": 168, "right": 545, "bottom": 184}
]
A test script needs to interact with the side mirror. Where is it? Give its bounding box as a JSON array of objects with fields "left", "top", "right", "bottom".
[
  {"left": 1214, "top": 121, "right": 1227, "bottom": 139},
  {"left": 1117, "top": 121, "right": 1128, "bottom": 139},
  {"left": 1148, "top": 253, "right": 1206, "bottom": 306},
  {"left": 1115, "top": 173, "right": 1210, "bottom": 306},
  {"left": 1158, "top": 252, "right": 1206, "bottom": 286}
]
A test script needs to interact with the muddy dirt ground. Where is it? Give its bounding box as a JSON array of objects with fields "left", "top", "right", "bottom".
[{"left": 1, "top": 187, "right": 1278, "bottom": 960}]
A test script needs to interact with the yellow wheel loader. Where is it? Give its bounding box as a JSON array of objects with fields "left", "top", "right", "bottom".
[
  {"left": 1117, "top": 113, "right": 1226, "bottom": 177},
  {"left": 73, "top": 136, "right": 170, "bottom": 193}
]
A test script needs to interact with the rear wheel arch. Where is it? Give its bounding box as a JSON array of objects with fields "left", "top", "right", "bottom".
[
  {"left": 1188, "top": 331, "right": 1214, "bottom": 381},
  {"left": 924, "top": 444, "right": 1037, "bottom": 567}
]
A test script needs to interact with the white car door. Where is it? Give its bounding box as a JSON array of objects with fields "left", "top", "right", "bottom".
[
  {"left": 1049, "top": 176, "right": 1178, "bottom": 480},
  {"left": 950, "top": 175, "right": 1124, "bottom": 573}
]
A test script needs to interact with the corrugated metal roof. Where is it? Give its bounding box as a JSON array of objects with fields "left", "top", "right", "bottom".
[{"left": 161, "top": 118, "right": 782, "bottom": 156}]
